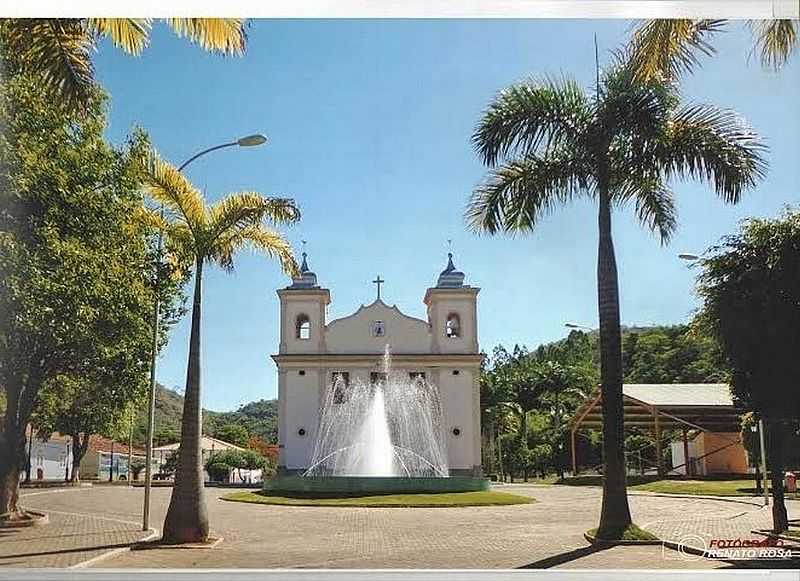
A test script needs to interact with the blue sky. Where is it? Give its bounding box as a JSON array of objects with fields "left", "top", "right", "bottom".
[{"left": 95, "top": 19, "right": 798, "bottom": 411}]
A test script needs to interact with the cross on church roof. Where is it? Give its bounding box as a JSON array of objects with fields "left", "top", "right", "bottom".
[{"left": 372, "top": 275, "right": 384, "bottom": 301}]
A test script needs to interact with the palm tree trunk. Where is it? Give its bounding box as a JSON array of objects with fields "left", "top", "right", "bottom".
[
  {"left": 767, "top": 419, "right": 788, "bottom": 532},
  {"left": 595, "top": 191, "right": 633, "bottom": 539},
  {"left": 163, "top": 258, "right": 209, "bottom": 544}
]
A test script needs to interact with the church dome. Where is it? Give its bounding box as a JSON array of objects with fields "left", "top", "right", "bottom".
[
  {"left": 436, "top": 252, "right": 466, "bottom": 288},
  {"left": 288, "top": 251, "right": 319, "bottom": 289}
]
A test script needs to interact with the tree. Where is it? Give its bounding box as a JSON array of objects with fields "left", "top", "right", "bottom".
[
  {"left": 627, "top": 19, "right": 798, "bottom": 83},
  {"left": 204, "top": 449, "right": 266, "bottom": 483},
  {"left": 696, "top": 210, "right": 800, "bottom": 532},
  {"left": 0, "top": 69, "right": 181, "bottom": 518},
  {"left": 467, "top": 57, "right": 765, "bottom": 539},
  {"left": 130, "top": 458, "right": 147, "bottom": 481},
  {"left": 0, "top": 19, "right": 248, "bottom": 111},
  {"left": 141, "top": 152, "right": 300, "bottom": 543},
  {"left": 214, "top": 423, "right": 249, "bottom": 448}
]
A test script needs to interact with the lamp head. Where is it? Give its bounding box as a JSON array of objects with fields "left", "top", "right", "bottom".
[
  {"left": 237, "top": 134, "right": 268, "bottom": 147},
  {"left": 678, "top": 253, "right": 700, "bottom": 261}
]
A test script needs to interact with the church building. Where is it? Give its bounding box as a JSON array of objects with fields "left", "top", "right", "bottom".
[{"left": 272, "top": 252, "right": 482, "bottom": 476}]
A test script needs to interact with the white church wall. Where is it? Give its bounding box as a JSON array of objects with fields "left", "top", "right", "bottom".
[
  {"left": 438, "top": 368, "right": 479, "bottom": 472},
  {"left": 283, "top": 368, "right": 322, "bottom": 470},
  {"left": 325, "top": 302, "right": 431, "bottom": 354},
  {"left": 281, "top": 296, "right": 327, "bottom": 354}
]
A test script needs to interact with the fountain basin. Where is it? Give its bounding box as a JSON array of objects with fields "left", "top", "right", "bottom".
[{"left": 263, "top": 476, "right": 490, "bottom": 496}]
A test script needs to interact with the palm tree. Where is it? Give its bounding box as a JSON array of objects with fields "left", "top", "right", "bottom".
[
  {"left": 627, "top": 19, "right": 797, "bottom": 82},
  {"left": 467, "top": 59, "right": 766, "bottom": 539},
  {"left": 0, "top": 19, "right": 247, "bottom": 110},
  {"left": 141, "top": 152, "right": 300, "bottom": 543}
]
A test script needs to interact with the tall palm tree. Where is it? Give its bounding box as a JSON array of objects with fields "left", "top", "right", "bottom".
[
  {"left": 627, "top": 19, "right": 797, "bottom": 82},
  {"left": 142, "top": 153, "right": 299, "bottom": 543},
  {"left": 0, "top": 19, "right": 247, "bottom": 110},
  {"left": 467, "top": 60, "right": 766, "bottom": 539}
]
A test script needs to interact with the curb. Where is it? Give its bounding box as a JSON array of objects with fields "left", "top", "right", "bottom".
[
  {"left": 131, "top": 536, "right": 224, "bottom": 551},
  {"left": 69, "top": 528, "right": 159, "bottom": 569},
  {"left": 628, "top": 490, "right": 765, "bottom": 508},
  {"left": 0, "top": 510, "right": 49, "bottom": 529}
]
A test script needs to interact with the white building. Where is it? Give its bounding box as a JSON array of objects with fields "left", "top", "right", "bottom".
[
  {"left": 273, "top": 252, "right": 482, "bottom": 476},
  {"left": 154, "top": 435, "right": 262, "bottom": 483}
]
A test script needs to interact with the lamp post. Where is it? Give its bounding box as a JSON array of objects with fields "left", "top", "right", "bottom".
[
  {"left": 565, "top": 322, "right": 593, "bottom": 331},
  {"left": 142, "top": 133, "right": 268, "bottom": 532},
  {"left": 679, "top": 252, "right": 769, "bottom": 506}
]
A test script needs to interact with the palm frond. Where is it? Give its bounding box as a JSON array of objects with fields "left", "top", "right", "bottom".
[
  {"left": 6, "top": 19, "right": 96, "bottom": 110},
  {"left": 665, "top": 104, "right": 768, "bottom": 203},
  {"left": 617, "top": 178, "right": 677, "bottom": 244},
  {"left": 473, "top": 77, "right": 591, "bottom": 167},
  {"left": 749, "top": 19, "right": 797, "bottom": 70},
  {"left": 628, "top": 19, "right": 727, "bottom": 82},
  {"left": 210, "top": 223, "right": 298, "bottom": 276},
  {"left": 207, "top": 192, "right": 300, "bottom": 249},
  {"left": 141, "top": 152, "right": 207, "bottom": 232},
  {"left": 466, "top": 152, "right": 591, "bottom": 235},
  {"left": 164, "top": 19, "right": 247, "bottom": 56},
  {"left": 87, "top": 19, "right": 152, "bottom": 55}
]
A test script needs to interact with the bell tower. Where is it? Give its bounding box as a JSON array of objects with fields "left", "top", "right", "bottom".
[
  {"left": 277, "top": 251, "right": 330, "bottom": 354},
  {"left": 424, "top": 253, "right": 479, "bottom": 354}
]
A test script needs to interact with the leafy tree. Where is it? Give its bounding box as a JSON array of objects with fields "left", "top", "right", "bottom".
[
  {"left": 130, "top": 458, "right": 147, "bottom": 481},
  {"left": 0, "top": 19, "right": 248, "bottom": 111},
  {"left": 154, "top": 427, "right": 181, "bottom": 448},
  {"left": 140, "top": 152, "right": 300, "bottom": 543},
  {"left": 160, "top": 450, "right": 179, "bottom": 478},
  {"left": 696, "top": 210, "right": 800, "bottom": 532},
  {"left": 247, "top": 435, "right": 278, "bottom": 462},
  {"left": 627, "top": 20, "right": 797, "bottom": 83},
  {"left": 0, "top": 68, "right": 182, "bottom": 518},
  {"left": 205, "top": 449, "right": 266, "bottom": 483},
  {"left": 467, "top": 56, "right": 765, "bottom": 539},
  {"left": 214, "top": 423, "right": 249, "bottom": 447}
]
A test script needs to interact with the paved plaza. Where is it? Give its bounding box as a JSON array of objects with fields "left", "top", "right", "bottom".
[{"left": 2, "top": 484, "right": 797, "bottom": 569}]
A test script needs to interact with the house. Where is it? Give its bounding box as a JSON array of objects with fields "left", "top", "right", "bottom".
[
  {"left": 23, "top": 429, "right": 152, "bottom": 482},
  {"left": 154, "top": 435, "right": 263, "bottom": 483}
]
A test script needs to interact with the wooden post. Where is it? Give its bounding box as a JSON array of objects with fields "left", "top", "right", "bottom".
[
  {"left": 682, "top": 427, "right": 691, "bottom": 476},
  {"left": 654, "top": 408, "right": 663, "bottom": 477},
  {"left": 571, "top": 429, "right": 577, "bottom": 477}
]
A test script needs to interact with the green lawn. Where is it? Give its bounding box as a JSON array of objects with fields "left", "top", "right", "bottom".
[
  {"left": 588, "top": 524, "right": 660, "bottom": 542},
  {"left": 222, "top": 490, "right": 535, "bottom": 507},
  {"left": 556, "top": 475, "right": 800, "bottom": 499}
]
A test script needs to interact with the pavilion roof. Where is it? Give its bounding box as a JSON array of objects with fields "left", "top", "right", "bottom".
[{"left": 570, "top": 383, "right": 744, "bottom": 433}]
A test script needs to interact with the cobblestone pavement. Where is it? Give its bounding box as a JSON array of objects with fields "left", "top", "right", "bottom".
[
  {"left": 7, "top": 483, "right": 798, "bottom": 569},
  {"left": 0, "top": 489, "right": 152, "bottom": 568}
]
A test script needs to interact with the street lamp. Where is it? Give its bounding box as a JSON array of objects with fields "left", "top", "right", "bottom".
[
  {"left": 678, "top": 253, "right": 701, "bottom": 262},
  {"left": 142, "top": 134, "right": 268, "bottom": 532},
  {"left": 565, "top": 322, "right": 593, "bottom": 331}
]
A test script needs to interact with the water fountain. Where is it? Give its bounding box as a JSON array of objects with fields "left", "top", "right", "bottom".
[{"left": 264, "top": 346, "right": 488, "bottom": 496}]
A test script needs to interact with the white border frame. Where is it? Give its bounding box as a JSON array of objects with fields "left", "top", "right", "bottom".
[{"left": 4, "top": 1, "right": 799, "bottom": 19}]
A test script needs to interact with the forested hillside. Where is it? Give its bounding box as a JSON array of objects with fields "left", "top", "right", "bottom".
[{"left": 131, "top": 384, "right": 278, "bottom": 448}]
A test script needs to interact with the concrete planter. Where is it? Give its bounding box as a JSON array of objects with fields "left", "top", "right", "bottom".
[{"left": 263, "top": 475, "right": 489, "bottom": 496}]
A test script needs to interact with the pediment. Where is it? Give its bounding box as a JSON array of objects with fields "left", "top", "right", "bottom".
[{"left": 325, "top": 299, "right": 431, "bottom": 354}]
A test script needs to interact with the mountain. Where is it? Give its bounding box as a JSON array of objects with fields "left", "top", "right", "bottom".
[{"left": 132, "top": 384, "right": 278, "bottom": 448}]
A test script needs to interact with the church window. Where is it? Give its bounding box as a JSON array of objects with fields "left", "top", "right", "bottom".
[
  {"left": 296, "top": 314, "right": 311, "bottom": 340},
  {"left": 452, "top": 427, "right": 462, "bottom": 437},
  {"left": 371, "top": 320, "right": 385, "bottom": 337},
  {"left": 298, "top": 428, "right": 306, "bottom": 437},
  {"left": 452, "top": 370, "right": 460, "bottom": 376},
  {"left": 298, "top": 370, "right": 305, "bottom": 376},
  {"left": 332, "top": 372, "right": 350, "bottom": 404},
  {"left": 409, "top": 372, "right": 426, "bottom": 384},
  {"left": 445, "top": 313, "right": 461, "bottom": 338},
  {"left": 370, "top": 372, "right": 387, "bottom": 386}
]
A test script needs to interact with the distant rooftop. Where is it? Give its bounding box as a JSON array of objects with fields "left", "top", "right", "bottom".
[{"left": 622, "top": 383, "right": 733, "bottom": 407}]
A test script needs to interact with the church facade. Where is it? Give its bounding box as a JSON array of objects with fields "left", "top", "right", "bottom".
[{"left": 272, "top": 252, "right": 482, "bottom": 476}]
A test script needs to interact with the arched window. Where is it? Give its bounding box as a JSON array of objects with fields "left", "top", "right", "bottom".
[
  {"left": 296, "top": 314, "right": 311, "bottom": 340},
  {"left": 445, "top": 313, "right": 461, "bottom": 338}
]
